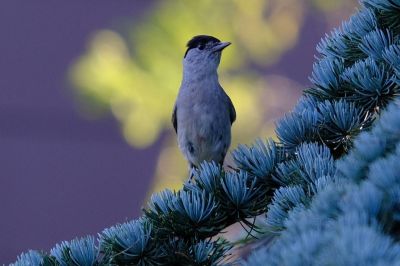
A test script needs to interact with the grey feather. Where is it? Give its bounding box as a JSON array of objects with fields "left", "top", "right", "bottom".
[
  {"left": 173, "top": 35, "right": 234, "bottom": 168},
  {"left": 221, "top": 85, "right": 236, "bottom": 125}
]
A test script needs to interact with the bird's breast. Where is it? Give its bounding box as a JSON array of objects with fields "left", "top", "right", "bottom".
[{"left": 177, "top": 80, "right": 231, "bottom": 138}]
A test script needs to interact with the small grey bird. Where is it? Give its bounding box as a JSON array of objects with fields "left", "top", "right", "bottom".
[{"left": 172, "top": 35, "right": 236, "bottom": 169}]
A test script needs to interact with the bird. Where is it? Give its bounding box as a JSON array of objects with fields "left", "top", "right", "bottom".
[{"left": 172, "top": 35, "right": 236, "bottom": 171}]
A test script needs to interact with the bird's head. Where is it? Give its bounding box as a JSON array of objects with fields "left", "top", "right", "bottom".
[{"left": 183, "top": 35, "right": 231, "bottom": 74}]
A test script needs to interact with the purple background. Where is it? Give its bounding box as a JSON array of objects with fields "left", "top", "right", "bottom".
[{"left": 0, "top": 1, "right": 334, "bottom": 264}]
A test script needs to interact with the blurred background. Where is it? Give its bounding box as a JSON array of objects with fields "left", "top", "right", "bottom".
[{"left": 0, "top": 0, "right": 357, "bottom": 263}]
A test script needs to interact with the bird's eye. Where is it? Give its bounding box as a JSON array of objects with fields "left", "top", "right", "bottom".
[{"left": 198, "top": 44, "right": 205, "bottom": 50}]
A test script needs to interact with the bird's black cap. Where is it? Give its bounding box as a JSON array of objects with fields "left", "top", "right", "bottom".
[{"left": 184, "top": 35, "right": 221, "bottom": 58}]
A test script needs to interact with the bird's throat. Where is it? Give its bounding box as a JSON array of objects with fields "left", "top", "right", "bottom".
[{"left": 182, "top": 68, "right": 219, "bottom": 85}]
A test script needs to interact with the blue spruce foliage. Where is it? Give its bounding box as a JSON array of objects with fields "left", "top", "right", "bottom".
[
  {"left": 246, "top": 101, "right": 400, "bottom": 265},
  {"left": 11, "top": 0, "right": 400, "bottom": 265}
]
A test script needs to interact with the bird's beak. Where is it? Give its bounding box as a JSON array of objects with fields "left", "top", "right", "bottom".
[{"left": 212, "top": 41, "right": 231, "bottom": 52}]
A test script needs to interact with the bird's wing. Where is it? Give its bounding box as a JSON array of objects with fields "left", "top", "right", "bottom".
[
  {"left": 219, "top": 84, "right": 236, "bottom": 125},
  {"left": 227, "top": 96, "right": 236, "bottom": 125},
  {"left": 172, "top": 104, "right": 178, "bottom": 133}
]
